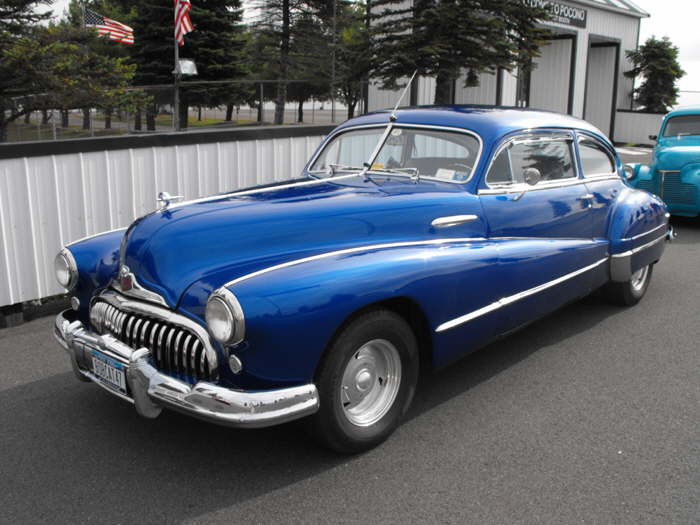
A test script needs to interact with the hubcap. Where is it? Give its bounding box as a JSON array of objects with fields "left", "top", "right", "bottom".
[
  {"left": 340, "top": 339, "right": 402, "bottom": 427},
  {"left": 631, "top": 265, "right": 649, "bottom": 292}
]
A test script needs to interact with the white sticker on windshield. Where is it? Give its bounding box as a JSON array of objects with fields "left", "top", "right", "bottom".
[
  {"left": 391, "top": 128, "right": 402, "bottom": 136},
  {"left": 435, "top": 169, "right": 456, "bottom": 180}
]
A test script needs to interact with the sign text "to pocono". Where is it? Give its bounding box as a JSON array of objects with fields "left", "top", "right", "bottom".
[{"left": 526, "top": 0, "right": 587, "bottom": 28}]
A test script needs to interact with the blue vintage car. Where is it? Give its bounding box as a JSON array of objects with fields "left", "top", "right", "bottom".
[
  {"left": 53, "top": 106, "right": 671, "bottom": 452},
  {"left": 627, "top": 106, "right": 700, "bottom": 216}
]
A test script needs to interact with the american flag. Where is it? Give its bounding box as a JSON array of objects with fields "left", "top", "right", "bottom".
[
  {"left": 84, "top": 9, "right": 134, "bottom": 45},
  {"left": 174, "top": 0, "right": 194, "bottom": 47}
]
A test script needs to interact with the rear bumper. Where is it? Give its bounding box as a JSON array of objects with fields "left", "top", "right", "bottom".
[{"left": 54, "top": 310, "right": 319, "bottom": 428}]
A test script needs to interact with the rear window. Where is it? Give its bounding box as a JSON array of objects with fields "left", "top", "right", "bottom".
[{"left": 663, "top": 115, "right": 700, "bottom": 137}]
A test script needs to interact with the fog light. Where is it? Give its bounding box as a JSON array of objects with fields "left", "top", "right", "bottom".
[{"left": 228, "top": 354, "right": 243, "bottom": 374}]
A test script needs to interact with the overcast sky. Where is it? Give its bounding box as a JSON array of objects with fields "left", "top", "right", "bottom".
[{"left": 45, "top": 0, "right": 699, "bottom": 107}]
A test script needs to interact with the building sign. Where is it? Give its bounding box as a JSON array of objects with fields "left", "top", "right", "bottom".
[{"left": 526, "top": 0, "right": 588, "bottom": 28}]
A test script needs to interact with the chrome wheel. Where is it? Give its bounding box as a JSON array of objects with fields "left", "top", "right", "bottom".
[
  {"left": 631, "top": 265, "right": 649, "bottom": 292},
  {"left": 340, "top": 339, "right": 402, "bottom": 427}
]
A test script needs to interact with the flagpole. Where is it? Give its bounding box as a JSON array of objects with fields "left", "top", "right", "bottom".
[{"left": 174, "top": 39, "right": 180, "bottom": 132}]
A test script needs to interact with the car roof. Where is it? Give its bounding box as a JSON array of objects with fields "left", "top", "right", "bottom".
[
  {"left": 665, "top": 106, "right": 700, "bottom": 118},
  {"left": 335, "top": 105, "right": 608, "bottom": 146}
]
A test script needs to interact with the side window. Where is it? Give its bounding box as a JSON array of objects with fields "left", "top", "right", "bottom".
[
  {"left": 578, "top": 138, "right": 615, "bottom": 176},
  {"left": 487, "top": 137, "right": 576, "bottom": 185}
]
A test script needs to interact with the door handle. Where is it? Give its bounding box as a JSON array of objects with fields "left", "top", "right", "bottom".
[
  {"left": 579, "top": 193, "right": 594, "bottom": 209},
  {"left": 431, "top": 215, "right": 479, "bottom": 228}
]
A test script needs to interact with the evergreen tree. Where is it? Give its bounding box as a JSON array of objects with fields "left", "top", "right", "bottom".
[
  {"left": 0, "top": 0, "right": 52, "bottom": 39},
  {"left": 333, "top": 1, "right": 370, "bottom": 119},
  {"left": 287, "top": 11, "right": 330, "bottom": 122},
  {"left": 0, "top": 1, "right": 53, "bottom": 139},
  {"left": 130, "top": 0, "right": 246, "bottom": 129},
  {"left": 625, "top": 36, "right": 685, "bottom": 113},
  {"left": 371, "top": 0, "right": 551, "bottom": 105},
  {"left": 0, "top": 24, "right": 144, "bottom": 141},
  {"left": 184, "top": 0, "right": 247, "bottom": 127}
]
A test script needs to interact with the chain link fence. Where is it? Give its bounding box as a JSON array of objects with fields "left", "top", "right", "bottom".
[{"left": 3, "top": 80, "right": 371, "bottom": 144}]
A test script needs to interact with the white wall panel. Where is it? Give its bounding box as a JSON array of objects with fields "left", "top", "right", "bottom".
[
  {"left": 614, "top": 111, "right": 664, "bottom": 145},
  {"left": 0, "top": 133, "right": 327, "bottom": 307},
  {"left": 454, "top": 71, "right": 497, "bottom": 105},
  {"left": 530, "top": 38, "right": 572, "bottom": 114},
  {"left": 584, "top": 45, "right": 617, "bottom": 136},
  {"left": 501, "top": 70, "right": 518, "bottom": 106}
]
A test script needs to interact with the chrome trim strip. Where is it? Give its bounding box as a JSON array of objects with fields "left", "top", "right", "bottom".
[
  {"left": 611, "top": 233, "right": 667, "bottom": 258},
  {"left": 305, "top": 122, "right": 485, "bottom": 184},
  {"left": 225, "top": 237, "right": 487, "bottom": 287},
  {"left": 622, "top": 223, "right": 667, "bottom": 242},
  {"left": 479, "top": 178, "right": 588, "bottom": 195},
  {"left": 431, "top": 215, "right": 479, "bottom": 228},
  {"left": 435, "top": 258, "right": 608, "bottom": 333},
  {"left": 483, "top": 131, "right": 578, "bottom": 190},
  {"left": 584, "top": 175, "right": 621, "bottom": 182},
  {"left": 66, "top": 227, "right": 127, "bottom": 247},
  {"left": 169, "top": 174, "right": 359, "bottom": 210}
]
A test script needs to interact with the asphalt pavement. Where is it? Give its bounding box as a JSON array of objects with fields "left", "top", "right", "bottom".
[{"left": 0, "top": 148, "right": 698, "bottom": 524}]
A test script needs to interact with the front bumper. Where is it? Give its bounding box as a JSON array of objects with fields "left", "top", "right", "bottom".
[{"left": 54, "top": 310, "right": 319, "bottom": 428}]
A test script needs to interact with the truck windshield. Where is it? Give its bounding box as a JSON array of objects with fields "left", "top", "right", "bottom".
[
  {"left": 663, "top": 115, "right": 700, "bottom": 137},
  {"left": 309, "top": 126, "right": 481, "bottom": 183}
]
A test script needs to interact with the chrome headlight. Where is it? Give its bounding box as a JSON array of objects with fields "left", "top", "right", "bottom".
[
  {"left": 205, "top": 288, "right": 245, "bottom": 345},
  {"left": 54, "top": 248, "right": 78, "bottom": 290}
]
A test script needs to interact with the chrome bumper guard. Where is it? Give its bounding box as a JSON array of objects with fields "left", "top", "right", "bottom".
[
  {"left": 610, "top": 227, "right": 673, "bottom": 282},
  {"left": 54, "top": 310, "right": 320, "bottom": 428}
]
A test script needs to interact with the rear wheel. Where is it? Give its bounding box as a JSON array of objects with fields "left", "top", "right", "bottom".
[
  {"left": 603, "top": 264, "right": 653, "bottom": 306},
  {"left": 310, "top": 309, "right": 419, "bottom": 454}
]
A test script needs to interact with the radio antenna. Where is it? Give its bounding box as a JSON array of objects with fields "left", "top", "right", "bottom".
[{"left": 390, "top": 69, "right": 418, "bottom": 122}]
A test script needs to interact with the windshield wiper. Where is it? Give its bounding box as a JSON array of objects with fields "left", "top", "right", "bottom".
[
  {"left": 369, "top": 166, "right": 420, "bottom": 183},
  {"left": 327, "top": 164, "right": 364, "bottom": 177}
]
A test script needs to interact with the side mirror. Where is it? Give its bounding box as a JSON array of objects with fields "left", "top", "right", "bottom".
[
  {"left": 622, "top": 164, "right": 636, "bottom": 181},
  {"left": 649, "top": 134, "right": 658, "bottom": 141},
  {"left": 523, "top": 167, "right": 542, "bottom": 186}
]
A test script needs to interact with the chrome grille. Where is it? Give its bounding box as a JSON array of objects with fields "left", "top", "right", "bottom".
[
  {"left": 90, "top": 300, "right": 217, "bottom": 382},
  {"left": 635, "top": 178, "right": 656, "bottom": 195},
  {"left": 662, "top": 172, "right": 697, "bottom": 205}
]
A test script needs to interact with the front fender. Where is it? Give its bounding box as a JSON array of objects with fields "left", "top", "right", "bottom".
[
  {"left": 215, "top": 240, "right": 499, "bottom": 387},
  {"left": 608, "top": 187, "right": 668, "bottom": 282},
  {"left": 66, "top": 229, "right": 125, "bottom": 321}
]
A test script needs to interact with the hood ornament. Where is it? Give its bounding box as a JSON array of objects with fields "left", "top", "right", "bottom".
[{"left": 157, "top": 191, "right": 184, "bottom": 210}]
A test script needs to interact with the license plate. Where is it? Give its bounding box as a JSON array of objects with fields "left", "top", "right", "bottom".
[{"left": 90, "top": 349, "right": 127, "bottom": 395}]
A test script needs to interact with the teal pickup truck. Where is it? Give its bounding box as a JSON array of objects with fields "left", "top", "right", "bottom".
[{"left": 626, "top": 106, "right": 700, "bottom": 217}]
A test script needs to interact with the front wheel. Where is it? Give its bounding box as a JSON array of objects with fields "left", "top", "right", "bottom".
[
  {"left": 310, "top": 309, "right": 419, "bottom": 454},
  {"left": 603, "top": 264, "right": 654, "bottom": 306}
]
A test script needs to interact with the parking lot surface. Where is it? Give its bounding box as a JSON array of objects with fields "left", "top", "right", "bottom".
[{"left": 1, "top": 150, "right": 698, "bottom": 524}]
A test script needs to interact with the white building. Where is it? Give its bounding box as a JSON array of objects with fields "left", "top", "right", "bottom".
[{"left": 369, "top": 0, "right": 649, "bottom": 141}]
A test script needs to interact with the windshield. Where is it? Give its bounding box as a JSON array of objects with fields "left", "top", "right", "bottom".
[
  {"left": 309, "top": 126, "right": 481, "bottom": 183},
  {"left": 663, "top": 115, "right": 700, "bottom": 137}
]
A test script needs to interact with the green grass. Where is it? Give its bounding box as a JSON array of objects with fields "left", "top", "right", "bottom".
[{"left": 6, "top": 122, "right": 125, "bottom": 143}]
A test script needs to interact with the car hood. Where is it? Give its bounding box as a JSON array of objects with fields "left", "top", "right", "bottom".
[
  {"left": 121, "top": 175, "right": 484, "bottom": 308},
  {"left": 654, "top": 141, "right": 700, "bottom": 170}
]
